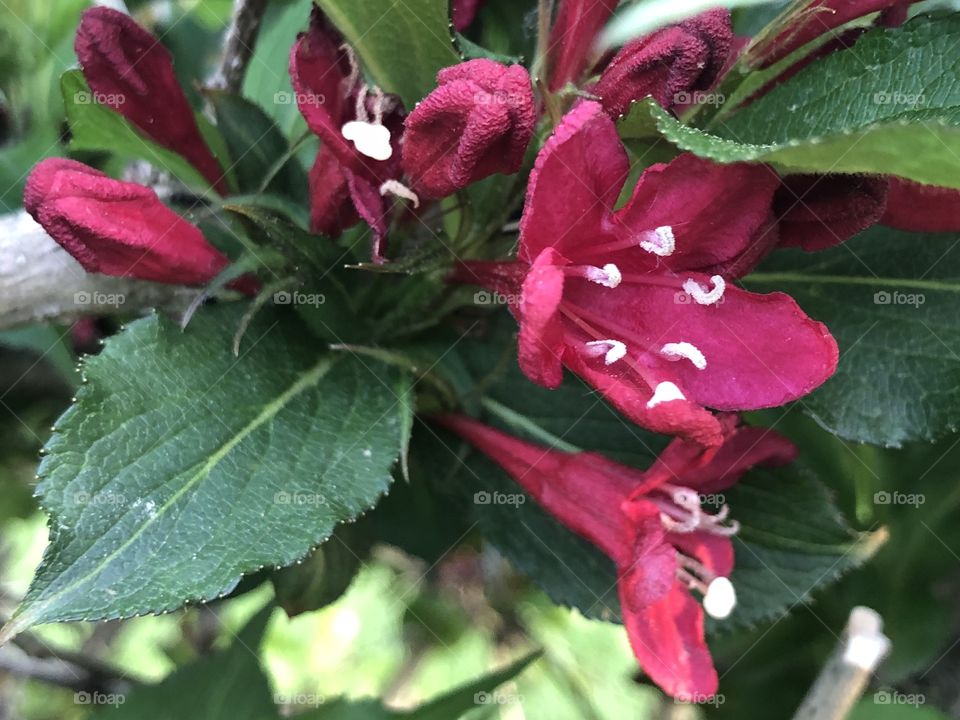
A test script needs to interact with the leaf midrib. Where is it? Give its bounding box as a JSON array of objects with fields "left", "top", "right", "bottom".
[
  {"left": 20, "top": 355, "right": 337, "bottom": 624},
  {"left": 744, "top": 272, "right": 960, "bottom": 293}
]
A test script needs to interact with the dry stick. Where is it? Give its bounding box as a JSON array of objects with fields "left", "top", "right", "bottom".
[
  {"left": 792, "top": 606, "right": 891, "bottom": 720},
  {"left": 207, "top": 0, "right": 269, "bottom": 94},
  {"left": 0, "top": 211, "right": 196, "bottom": 331}
]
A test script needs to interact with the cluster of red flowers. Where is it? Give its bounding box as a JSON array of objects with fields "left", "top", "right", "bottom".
[{"left": 21, "top": 0, "right": 960, "bottom": 702}]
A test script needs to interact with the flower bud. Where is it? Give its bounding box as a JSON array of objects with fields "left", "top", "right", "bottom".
[
  {"left": 25, "top": 158, "right": 231, "bottom": 287},
  {"left": 402, "top": 59, "right": 536, "bottom": 199}
]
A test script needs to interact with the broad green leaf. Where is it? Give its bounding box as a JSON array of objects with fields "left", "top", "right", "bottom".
[
  {"left": 314, "top": 0, "right": 461, "bottom": 107},
  {"left": 61, "top": 70, "right": 214, "bottom": 194},
  {"left": 90, "top": 606, "right": 277, "bottom": 720},
  {"left": 296, "top": 652, "right": 539, "bottom": 719},
  {"left": 0, "top": 303, "right": 411, "bottom": 639},
  {"left": 848, "top": 700, "right": 950, "bottom": 720},
  {"left": 744, "top": 225, "right": 960, "bottom": 447},
  {"left": 208, "top": 91, "right": 309, "bottom": 205},
  {"left": 623, "top": 16, "right": 960, "bottom": 187},
  {"left": 0, "top": 324, "right": 75, "bottom": 382}
]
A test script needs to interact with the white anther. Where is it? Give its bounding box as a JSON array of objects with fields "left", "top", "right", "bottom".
[
  {"left": 660, "top": 342, "right": 707, "bottom": 370},
  {"left": 703, "top": 577, "right": 736, "bottom": 620},
  {"left": 379, "top": 180, "right": 420, "bottom": 208},
  {"left": 585, "top": 339, "right": 628, "bottom": 365},
  {"left": 639, "top": 226, "right": 675, "bottom": 257},
  {"left": 682, "top": 275, "right": 726, "bottom": 306},
  {"left": 646, "top": 381, "right": 686, "bottom": 408},
  {"left": 341, "top": 121, "right": 393, "bottom": 161},
  {"left": 584, "top": 263, "right": 622, "bottom": 288}
]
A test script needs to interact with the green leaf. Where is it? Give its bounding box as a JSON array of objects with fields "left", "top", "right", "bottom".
[
  {"left": 1, "top": 303, "right": 411, "bottom": 639},
  {"left": 624, "top": 16, "right": 960, "bottom": 187},
  {"left": 242, "top": 0, "right": 313, "bottom": 136},
  {"left": 314, "top": 0, "right": 461, "bottom": 107},
  {"left": 207, "top": 91, "right": 309, "bottom": 204},
  {"left": 90, "top": 605, "right": 277, "bottom": 720},
  {"left": 848, "top": 699, "right": 950, "bottom": 720},
  {"left": 296, "top": 652, "right": 539, "bottom": 719},
  {"left": 0, "top": 324, "right": 75, "bottom": 383},
  {"left": 717, "top": 463, "right": 886, "bottom": 632},
  {"left": 744, "top": 225, "right": 960, "bottom": 447},
  {"left": 60, "top": 70, "right": 214, "bottom": 194}
]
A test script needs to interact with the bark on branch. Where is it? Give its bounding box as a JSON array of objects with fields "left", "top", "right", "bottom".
[
  {"left": 207, "top": 0, "right": 269, "bottom": 94},
  {"left": 0, "top": 211, "right": 196, "bottom": 331}
]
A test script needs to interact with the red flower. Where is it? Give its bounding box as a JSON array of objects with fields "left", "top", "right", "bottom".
[
  {"left": 775, "top": 174, "right": 889, "bottom": 251},
  {"left": 593, "top": 10, "right": 733, "bottom": 118},
  {"left": 881, "top": 179, "right": 960, "bottom": 233},
  {"left": 456, "top": 102, "right": 837, "bottom": 445},
  {"left": 752, "top": 0, "right": 917, "bottom": 68},
  {"left": 402, "top": 60, "right": 536, "bottom": 199},
  {"left": 25, "top": 158, "right": 234, "bottom": 287},
  {"left": 440, "top": 413, "right": 797, "bottom": 699},
  {"left": 289, "top": 11, "right": 406, "bottom": 262},
  {"left": 547, "top": 0, "right": 619, "bottom": 91},
  {"left": 75, "top": 7, "right": 228, "bottom": 195}
]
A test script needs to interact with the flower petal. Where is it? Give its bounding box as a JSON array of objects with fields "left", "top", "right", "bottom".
[
  {"left": 308, "top": 146, "right": 359, "bottom": 236},
  {"left": 620, "top": 583, "right": 719, "bottom": 699},
  {"left": 881, "top": 178, "right": 960, "bottom": 232},
  {"left": 547, "top": 0, "right": 619, "bottom": 91},
  {"left": 519, "top": 101, "right": 627, "bottom": 263},
  {"left": 518, "top": 249, "right": 568, "bottom": 388}
]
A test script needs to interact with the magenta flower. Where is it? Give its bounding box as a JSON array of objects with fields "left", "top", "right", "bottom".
[
  {"left": 75, "top": 7, "right": 228, "bottom": 195},
  {"left": 440, "top": 413, "right": 797, "bottom": 699},
  {"left": 25, "top": 158, "right": 237, "bottom": 287},
  {"left": 452, "top": 0, "right": 485, "bottom": 31},
  {"left": 547, "top": 0, "right": 619, "bottom": 91},
  {"left": 289, "top": 11, "right": 406, "bottom": 261},
  {"left": 456, "top": 102, "right": 838, "bottom": 445},
  {"left": 402, "top": 59, "right": 536, "bottom": 199},
  {"left": 593, "top": 9, "right": 733, "bottom": 118}
]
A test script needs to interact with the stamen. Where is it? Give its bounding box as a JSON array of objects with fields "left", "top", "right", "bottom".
[
  {"left": 341, "top": 121, "right": 393, "bottom": 161},
  {"left": 354, "top": 83, "right": 370, "bottom": 122},
  {"left": 646, "top": 381, "right": 685, "bottom": 408},
  {"left": 682, "top": 275, "right": 726, "bottom": 306},
  {"left": 567, "top": 263, "right": 622, "bottom": 288},
  {"left": 380, "top": 180, "right": 420, "bottom": 208},
  {"left": 639, "top": 226, "right": 675, "bottom": 257},
  {"left": 340, "top": 44, "right": 362, "bottom": 98},
  {"left": 660, "top": 342, "right": 707, "bottom": 370},
  {"left": 703, "top": 577, "right": 737, "bottom": 619},
  {"left": 585, "top": 339, "right": 627, "bottom": 365}
]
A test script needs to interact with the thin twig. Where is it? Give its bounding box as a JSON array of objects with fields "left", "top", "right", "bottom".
[{"left": 207, "top": 0, "right": 269, "bottom": 94}]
